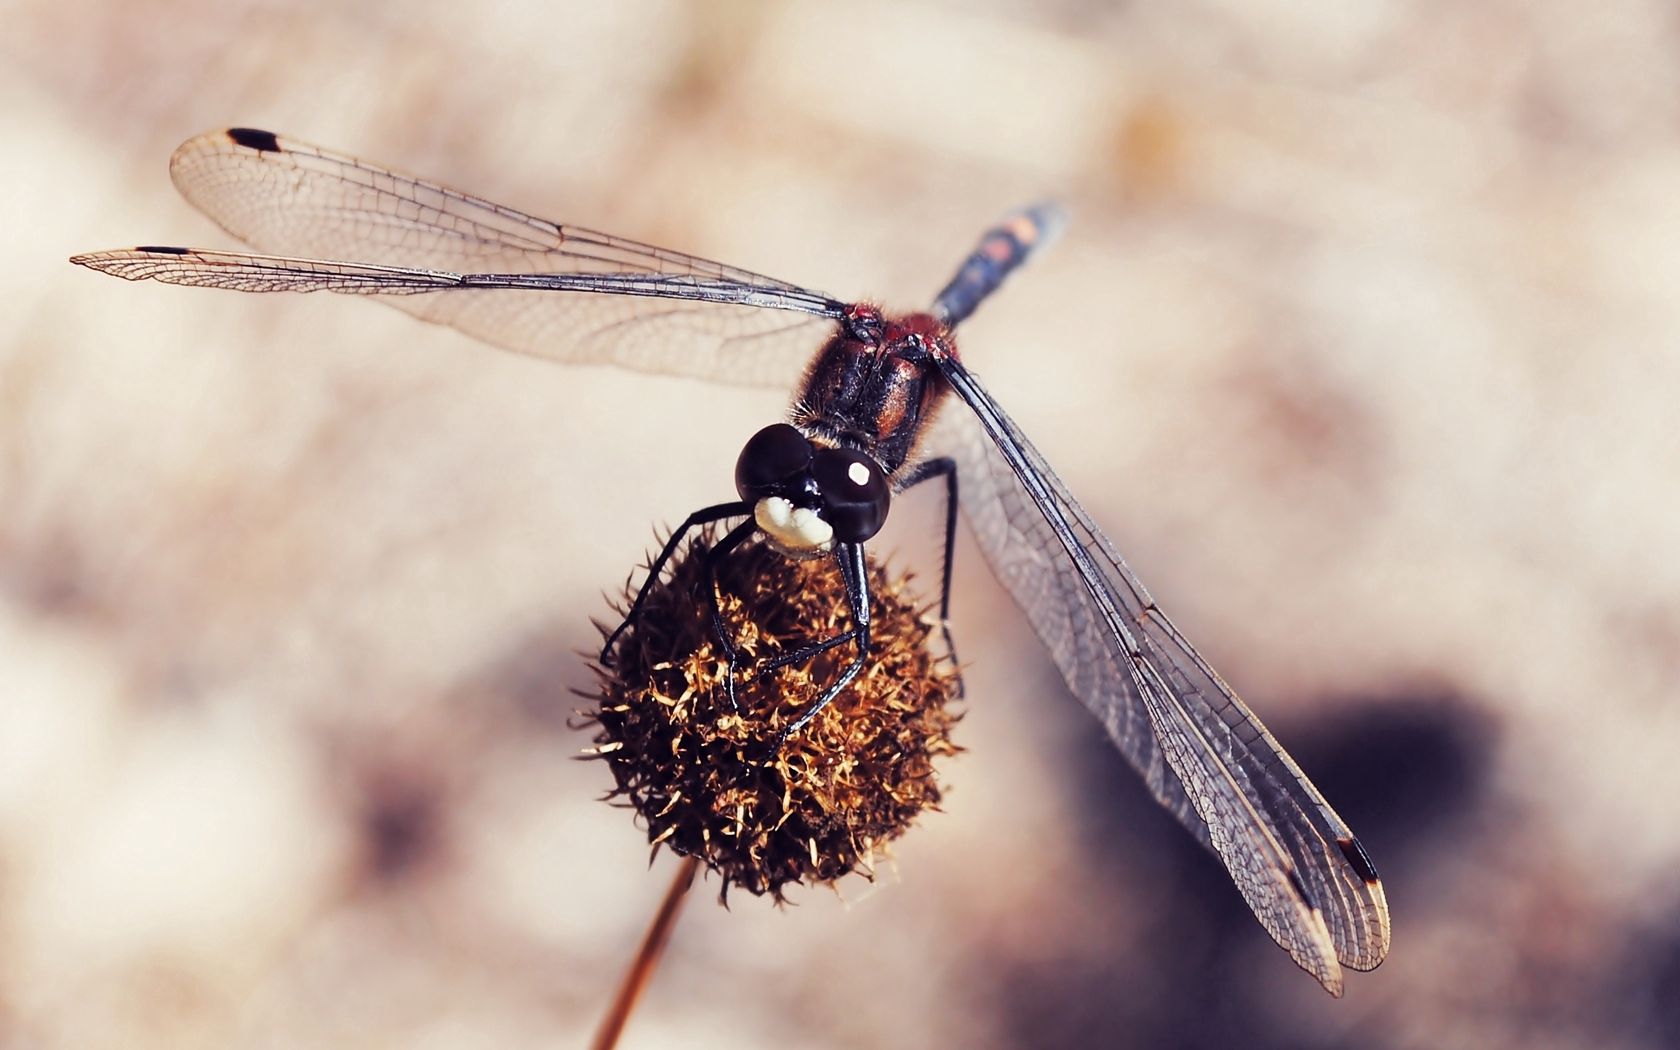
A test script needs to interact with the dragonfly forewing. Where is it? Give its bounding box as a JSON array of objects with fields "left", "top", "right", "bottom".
[{"left": 77, "top": 128, "right": 848, "bottom": 388}]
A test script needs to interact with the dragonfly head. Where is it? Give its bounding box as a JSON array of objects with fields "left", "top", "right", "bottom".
[{"left": 734, "top": 423, "right": 891, "bottom": 558}]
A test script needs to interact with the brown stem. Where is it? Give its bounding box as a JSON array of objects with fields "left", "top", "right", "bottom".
[{"left": 590, "top": 855, "right": 702, "bottom": 1050}]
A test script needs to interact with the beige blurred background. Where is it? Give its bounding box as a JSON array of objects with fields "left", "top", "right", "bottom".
[{"left": 4, "top": 2, "right": 1679, "bottom": 1048}]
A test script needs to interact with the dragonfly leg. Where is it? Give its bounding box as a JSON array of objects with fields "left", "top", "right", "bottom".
[
  {"left": 896, "top": 456, "right": 964, "bottom": 697},
  {"left": 700, "top": 518, "right": 760, "bottom": 711},
  {"left": 775, "top": 542, "right": 872, "bottom": 747},
  {"left": 601, "top": 501, "right": 750, "bottom": 666}
]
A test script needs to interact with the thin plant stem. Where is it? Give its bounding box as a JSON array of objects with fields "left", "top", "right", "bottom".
[{"left": 590, "top": 855, "right": 702, "bottom": 1050}]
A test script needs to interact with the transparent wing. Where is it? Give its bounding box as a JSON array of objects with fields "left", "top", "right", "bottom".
[
  {"left": 72, "top": 247, "right": 478, "bottom": 292},
  {"left": 929, "top": 360, "right": 1391, "bottom": 996},
  {"left": 71, "top": 127, "right": 849, "bottom": 388}
]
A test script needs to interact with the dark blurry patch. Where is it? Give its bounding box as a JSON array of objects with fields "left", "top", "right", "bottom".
[
  {"left": 2, "top": 529, "right": 95, "bottom": 620},
  {"left": 134, "top": 245, "right": 190, "bottom": 254},
  {"left": 1286, "top": 693, "right": 1498, "bottom": 859},
  {"left": 992, "top": 711, "right": 1306, "bottom": 1049},
  {"left": 1619, "top": 906, "right": 1680, "bottom": 1047},
  {"left": 351, "top": 764, "right": 447, "bottom": 885},
  {"left": 990, "top": 692, "right": 1496, "bottom": 1050}
]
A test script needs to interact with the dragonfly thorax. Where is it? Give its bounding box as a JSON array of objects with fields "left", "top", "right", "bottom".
[{"left": 790, "top": 308, "right": 953, "bottom": 479}]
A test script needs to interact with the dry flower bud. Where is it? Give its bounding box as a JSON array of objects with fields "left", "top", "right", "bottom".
[{"left": 583, "top": 528, "right": 961, "bottom": 900}]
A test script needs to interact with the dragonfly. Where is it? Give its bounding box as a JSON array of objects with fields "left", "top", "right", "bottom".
[{"left": 71, "top": 127, "right": 1390, "bottom": 995}]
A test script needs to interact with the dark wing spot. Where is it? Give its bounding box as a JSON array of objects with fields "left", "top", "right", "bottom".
[
  {"left": 227, "top": 127, "right": 281, "bottom": 152},
  {"left": 1337, "top": 836, "right": 1382, "bottom": 885},
  {"left": 135, "top": 245, "right": 191, "bottom": 254}
]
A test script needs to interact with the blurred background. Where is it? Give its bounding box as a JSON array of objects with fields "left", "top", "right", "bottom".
[{"left": 4, "top": 2, "right": 1679, "bottom": 1047}]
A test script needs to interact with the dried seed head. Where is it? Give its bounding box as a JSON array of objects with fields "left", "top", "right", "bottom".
[{"left": 584, "top": 527, "right": 961, "bottom": 900}]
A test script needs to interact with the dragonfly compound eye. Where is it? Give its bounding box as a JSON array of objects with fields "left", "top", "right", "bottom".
[
  {"left": 811, "top": 447, "right": 891, "bottom": 543},
  {"left": 734, "top": 422, "right": 814, "bottom": 501}
]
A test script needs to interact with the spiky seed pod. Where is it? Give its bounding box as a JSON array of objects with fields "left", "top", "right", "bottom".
[{"left": 583, "top": 528, "right": 961, "bottom": 901}]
